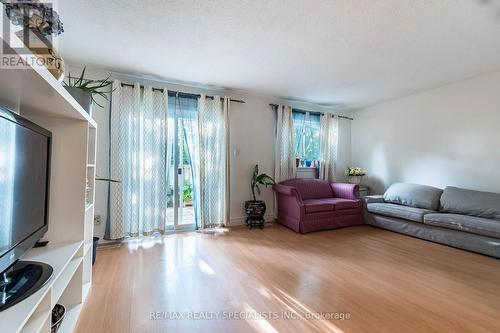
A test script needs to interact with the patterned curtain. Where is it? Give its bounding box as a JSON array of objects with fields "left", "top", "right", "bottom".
[
  {"left": 319, "top": 114, "right": 338, "bottom": 182},
  {"left": 107, "top": 80, "right": 168, "bottom": 239},
  {"left": 197, "top": 94, "right": 230, "bottom": 229},
  {"left": 274, "top": 105, "right": 296, "bottom": 182}
]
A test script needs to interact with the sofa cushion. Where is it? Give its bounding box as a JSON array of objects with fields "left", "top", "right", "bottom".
[
  {"left": 303, "top": 198, "right": 360, "bottom": 213},
  {"left": 303, "top": 199, "right": 335, "bottom": 213},
  {"left": 280, "top": 179, "right": 333, "bottom": 200},
  {"left": 440, "top": 186, "right": 500, "bottom": 221},
  {"left": 329, "top": 198, "right": 361, "bottom": 210},
  {"left": 424, "top": 213, "right": 500, "bottom": 238},
  {"left": 367, "top": 203, "right": 435, "bottom": 223},
  {"left": 363, "top": 195, "right": 385, "bottom": 204},
  {"left": 383, "top": 182, "right": 443, "bottom": 211}
]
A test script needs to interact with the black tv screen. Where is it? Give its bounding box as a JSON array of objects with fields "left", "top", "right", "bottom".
[{"left": 0, "top": 108, "right": 51, "bottom": 274}]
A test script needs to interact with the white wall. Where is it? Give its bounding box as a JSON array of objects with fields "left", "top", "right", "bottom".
[
  {"left": 336, "top": 118, "right": 352, "bottom": 182},
  {"left": 352, "top": 71, "right": 500, "bottom": 194},
  {"left": 68, "top": 66, "right": 352, "bottom": 238}
]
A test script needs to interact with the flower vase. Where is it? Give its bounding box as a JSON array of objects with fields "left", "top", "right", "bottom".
[{"left": 349, "top": 176, "right": 363, "bottom": 185}]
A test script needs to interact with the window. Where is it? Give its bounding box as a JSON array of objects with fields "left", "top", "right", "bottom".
[
  {"left": 166, "top": 95, "right": 198, "bottom": 229},
  {"left": 292, "top": 111, "right": 320, "bottom": 162}
]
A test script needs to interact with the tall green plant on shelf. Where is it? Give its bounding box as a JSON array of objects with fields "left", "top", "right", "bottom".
[
  {"left": 250, "top": 165, "right": 275, "bottom": 201},
  {"left": 64, "top": 67, "right": 113, "bottom": 107}
]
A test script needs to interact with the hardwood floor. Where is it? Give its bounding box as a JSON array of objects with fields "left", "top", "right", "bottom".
[{"left": 75, "top": 224, "right": 500, "bottom": 333}]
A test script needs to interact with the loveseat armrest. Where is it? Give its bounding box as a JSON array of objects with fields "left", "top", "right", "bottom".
[
  {"left": 331, "top": 183, "right": 359, "bottom": 200},
  {"left": 363, "top": 195, "right": 385, "bottom": 204},
  {"left": 272, "top": 184, "right": 304, "bottom": 205}
]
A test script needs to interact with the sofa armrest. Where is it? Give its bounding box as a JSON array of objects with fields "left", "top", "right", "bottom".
[
  {"left": 272, "top": 184, "right": 303, "bottom": 205},
  {"left": 363, "top": 195, "right": 385, "bottom": 204},
  {"left": 273, "top": 184, "right": 305, "bottom": 219},
  {"left": 331, "top": 183, "right": 359, "bottom": 200}
]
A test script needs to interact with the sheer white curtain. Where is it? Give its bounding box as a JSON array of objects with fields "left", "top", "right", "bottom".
[
  {"left": 197, "top": 94, "right": 230, "bottom": 228},
  {"left": 319, "top": 114, "right": 338, "bottom": 182},
  {"left": 274, "top": 105, "right": 296, "bottom": 182},
  {"left": 108, "top": 80, "right": 169, "bottom": 239}
]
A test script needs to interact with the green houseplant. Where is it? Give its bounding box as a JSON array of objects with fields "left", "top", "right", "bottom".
[
  {"left": 245, "top": 165, "right": 275, "bottom": 229},
  {"left": 64, "top": 67, "right": 113, "bottom": 116}
]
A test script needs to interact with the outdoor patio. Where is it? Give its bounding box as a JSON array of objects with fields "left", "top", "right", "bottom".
[{"left": 166, "top": 205, "right": 195, "bottom": 227}]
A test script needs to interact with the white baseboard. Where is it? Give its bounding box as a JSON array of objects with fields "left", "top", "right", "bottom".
[{"left": 229, "top": 214, "right": 275, "bottom": 227}]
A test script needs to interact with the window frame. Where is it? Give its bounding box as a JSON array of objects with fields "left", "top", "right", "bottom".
[{"left": 292, "top": 109, "right": 321, "bottom": 164}]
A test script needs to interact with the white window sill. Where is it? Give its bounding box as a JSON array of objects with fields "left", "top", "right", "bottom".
[{"left": 296, "top": 167, "right": 318, "bottom": 179}]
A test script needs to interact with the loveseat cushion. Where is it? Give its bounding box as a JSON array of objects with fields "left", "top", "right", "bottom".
[
  {"left": 440, "top": 187, "right": 500, "bottom": 221},
  {"left": 367, "top": 203, "right": 435, "bottom": 223},
  {"left": 424, "top": 213, "right": 500, "bottom": 238},
  {"left": 303, "top": 199, "right": 335, "bottom": 213},
  {"left": 329, "top": 198, "right": 361, "bottom": 210},
  {"left": 383, "top": 182, "right": 443, "bottom": 211},
  {"left": 280, "top": 179, "right": 333, "bottom": 200},
  {"left": 303, "top": 198, "right": 360, "bottom": 213}
]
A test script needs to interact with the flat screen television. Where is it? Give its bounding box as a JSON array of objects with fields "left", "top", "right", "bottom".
[{"left": 0, "top": 107, "right": 51, "bottom": 274}]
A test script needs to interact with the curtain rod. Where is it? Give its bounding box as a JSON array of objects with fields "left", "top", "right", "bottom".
[
  {"left": 269, "top": 103, "right": 354, "bottom": 121},
  {"left": 120, "top": 83, "right": 245, "bottom": 104}
]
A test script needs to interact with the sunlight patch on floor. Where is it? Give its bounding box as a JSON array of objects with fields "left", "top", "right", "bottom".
[
  {"left": 257, "top": 286, "right": 272, "bottom": 299},
  {"left": 273, "top": 287, "right": 345, "bottom": 333},
  {"left": 198, "top": 259, "right": 215, "bottom": 275},
  {"left": 125, "top": 236, "right": 164, "bottom": 252},
  {"left": 242, "top": 303, "right": 279, "bottom": 333}
]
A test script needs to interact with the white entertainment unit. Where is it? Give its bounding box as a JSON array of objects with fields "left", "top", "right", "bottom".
[{"left": 0, "top": 19, "right": 96, "bottom": 333}]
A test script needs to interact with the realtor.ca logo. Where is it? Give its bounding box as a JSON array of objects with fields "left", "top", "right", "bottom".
[{"left": 0, "top": 0, "right": 64, "bottom": 72}]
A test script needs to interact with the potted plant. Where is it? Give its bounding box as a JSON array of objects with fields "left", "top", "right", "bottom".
[
  {"left": 245, "top": 165, "right": 275, "bottom": 228},
  {"left": 345, "top": 166, "right": 366, "bottom": 185},
  {"left": 64, "top": 67, "right": 113, "bottom": 116}
]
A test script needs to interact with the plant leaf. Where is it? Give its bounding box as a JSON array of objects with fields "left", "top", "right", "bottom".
[
  {"left": 259, "top": 175, "right": 275, "bottom": 186},
  {"left": 95, "top": 176, "right": 121, "bottom": 183},
  {"left": 92, "top": 96, "right": 104, "bottom": 108},
  {"left": 75, "top": 66, "right": 86, "bottom": 86},
  {"left": 252, "top": 164, "right": 259, "bottom": 179},
  {"left": 64, "top": 70, "right": 72, "bottom": 87},
  {"left": 255, "top": 173, "right": 275, "bottom": 186}
]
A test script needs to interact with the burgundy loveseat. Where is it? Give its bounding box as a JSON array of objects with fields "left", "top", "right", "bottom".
[{"left": 273, "top": 179, "right": 363, "bottom": 233}]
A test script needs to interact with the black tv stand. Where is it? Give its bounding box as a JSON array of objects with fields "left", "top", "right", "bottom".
[{"left": 0, "top": 261, "right": 53, "bottom": 312}]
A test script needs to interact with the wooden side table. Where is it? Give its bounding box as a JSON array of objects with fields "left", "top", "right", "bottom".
[{"left": 357, "top": 185, "right": 370, "bottom": 198}]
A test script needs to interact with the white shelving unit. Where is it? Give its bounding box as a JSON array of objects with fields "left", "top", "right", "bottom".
[{"left": 0, "top": 11, "right": 97, "bottom": 332}]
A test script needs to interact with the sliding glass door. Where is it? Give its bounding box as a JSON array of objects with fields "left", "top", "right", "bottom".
[{"left": 166, "top": 96, "right": 199, "bottom": 231}]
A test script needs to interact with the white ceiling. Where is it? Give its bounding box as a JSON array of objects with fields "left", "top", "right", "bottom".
[{"left": 57, "top": 0, "right": 500, "bottom": 109}]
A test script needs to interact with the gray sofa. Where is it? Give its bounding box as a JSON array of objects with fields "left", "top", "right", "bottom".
[{"left": 364, "top": 183, "right": 500, "bottom": 258}]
